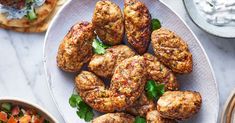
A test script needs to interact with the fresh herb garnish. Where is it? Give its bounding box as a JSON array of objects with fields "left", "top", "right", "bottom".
[
  {"left": 92, "top": 39, "right": 110, "bottom": 55},
  {"left": 69, "top": 94, "right": 82, "bottom": 108},
  {"left": 145, "top": 80, "right": 165, "bottom": 100},
  {"left": 151, "top": 18, "right": 161, "bottom": 31},
  {"left": 207, "top": 1, "right": 213, "bottom": 7},
  {"left": 69, "top": 94, "right": 94, "bottom": 122},
  {"left": 134, "top": 116, "right": 146, "bottom": 123}
]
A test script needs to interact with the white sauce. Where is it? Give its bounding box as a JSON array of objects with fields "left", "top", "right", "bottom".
[
  {"left": 0, "top": 0, "right": 45, "bottom": 19},
  {"left": 195, "top": 0, "right": 235, "bottom": 26}
]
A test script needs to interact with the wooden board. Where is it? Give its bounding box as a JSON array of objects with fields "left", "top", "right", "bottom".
[{"left": 221, "top": 89, "right": 235, "bottom": 123}]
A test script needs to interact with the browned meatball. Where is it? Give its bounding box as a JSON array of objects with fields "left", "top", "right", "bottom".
[
  {"left": 126, "top": 93, "right": 155, "bottom": 117},
  {"left": 92, "top": 113, "right": 135, "bottom": 123},
  {"left": 125, "top": 53, "right": 178, "bottom": 117},
  {"left": 75, "top": 56, "right": 146, "bottom": 112},
  {"left": 92, "top": 0, "right": 124, "bottom": 45},
  {"left": 151, "top": 28, "right": 193, "bottom": 74},
  {"left": 146, "top": 110, "right": 177, "bottom": 123},
  {"left": 124, "top": 0, "right": 151, "bottom": 54},
  {"left": 0, "top": 0, "right": 24, "bottom": 9},
  {"left": 157, "top": 91, "right": 202, "bottom": 120},
  {"left": 143, "top": 53, "right": 179, "bottom": 91},
  {"left": 75, "top": 71, "right": 124, "bottom": 112},
  {"left": 110, "top": 56, "right": 146, "bottom": 104},
  {"left": 57, "top": 22, "right": 95, "bottom": 72},
  {"left": 88, "top": 45, "right": 135, "bottom": 78}
]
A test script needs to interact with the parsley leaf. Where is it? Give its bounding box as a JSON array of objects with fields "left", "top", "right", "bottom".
[
  {"left": 85, "top": 110, "right": 94, "bottom": 122},
  {"left": 69, "top": 94, "right": 82, "bottom": 108},
  {"left": 92, "top": 39, "right": 110, "bottom": 54},
  {"left": 151, "top": 18, "right": 161, "bottom": 31},
  {"left": 69, "top": 94, "right": 94, "bottom": 122},
  {"left": 145, "top": 80, "right": 165, "bottom": 100},
  {"left": 134, "top": 116, "right": 146, "bottom": 123}
]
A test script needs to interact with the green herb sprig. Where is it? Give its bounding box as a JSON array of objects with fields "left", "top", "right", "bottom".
[
  {"left": 145, "top": 80, "right": 165, "bottom": 100},
  {"left": 134, "top": 116, "right": 146, "bottom": 123},
  {"left": 92, "top": 39, "right": 110, "bottom": 55},
  {"left": 151, "top": 18, "right": 161, "bottom": 31},
  {"left": 69, "top": 94, "right": 94, "bottom": 122}
]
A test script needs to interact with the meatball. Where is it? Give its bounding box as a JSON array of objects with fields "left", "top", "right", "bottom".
[
  {"left": 157, "top": 91, "right": 202, "bottom": 120},
  {"left": 143, "top": 53, "right": 179, "bottom": 91},
  {"left": 57, "top": 22, "right": 95, "bottom": 72},
  {"left": 92, "top": 0, "right": 124, "bottom": 45},
  {"left": 75, "top": 56, "right": 146, "bottom": 112},
  {"left": 75, "top": 71, "right": 123, "bottom": 112},
  {"left": 124, "top": 0, "right": 151, "bottom": 54},
  {"left": 151, "top": 28, "right": 193, "bottom": 74},
  {"left": 92, "top": 113, "right": 135, "bottom": 123},
  {"left": 110, "top": 56, "right": 146, "bottom": 104},
  {"left": 0, "top": 0, "right": 24, "bottom": 9},
  {"left": 125, "top": 93, "right": 155, "bottom": 117},
  {"left": 146, "top": 110, "right": 177, "bottom": 123},
  {"left": 88, "top": 45, "right": 135, "bottom": 78}
]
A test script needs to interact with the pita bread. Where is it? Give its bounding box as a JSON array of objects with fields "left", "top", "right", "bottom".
[
  {"left": 0, "top": 0, "right": 65, "bottom": 33},
  {"left": 0, "top": 0, "right": 57, "bottom": 28}
]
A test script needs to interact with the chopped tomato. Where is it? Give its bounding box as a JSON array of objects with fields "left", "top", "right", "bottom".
[
  {"left": 33, "top": 116, "right": 45, "bottom": 123},
  {"left": 26, "top": 109, "right": 37, "bottom": 115},
  {"left": 11, "top": 106, "right": 20, "bottom": 116},
  {"left": 19, "top": 115, "right": 31, "bottom": 123},
  {"left": 0, "top": 111, "right": 8, "bottom": 122},
  {"left": 7, "top": 116, "right": 17, "bottom": 123},
  {"left": 33, "top": 116, "right": 40, "bottom": 123}
]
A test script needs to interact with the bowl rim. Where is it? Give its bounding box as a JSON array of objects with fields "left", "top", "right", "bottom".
[
  {"left": 221, "top": 89, "right": 235, "bottom": 123},
  {"left": 183, "top": 0, "right": 235, "bottom": 38},
  {"left": 0, "top": 97, "right": 58, "bottom": 123},
  {"left": 43, "top": 0, "right": 220, "bottom": 122}
]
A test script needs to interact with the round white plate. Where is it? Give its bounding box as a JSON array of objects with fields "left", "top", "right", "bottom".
[
  {"left": 183, "top": 0, "right": 235, "bottom": 38},
  {"left": 43, "top": 0, "right": 219, "bottom": 122}
]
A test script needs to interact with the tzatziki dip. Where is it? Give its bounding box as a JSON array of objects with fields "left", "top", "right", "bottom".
[
  {"left": 195, "top": 0, "right": 235, "bottom": 26},
  {"left": 0, "top": 0, "right": 45, "bottom": 20}
]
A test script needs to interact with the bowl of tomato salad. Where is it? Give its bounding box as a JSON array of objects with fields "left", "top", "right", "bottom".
[{"left": 0, "top": 98, "right": 57, "bottom": 123}]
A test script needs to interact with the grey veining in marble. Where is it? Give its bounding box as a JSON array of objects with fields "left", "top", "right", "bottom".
[
  {"left": 0, "top": 31, "right": 64, "bottom": 122},
  {"left": 0, "top": 0, "right": 234, "bottom": 123}
]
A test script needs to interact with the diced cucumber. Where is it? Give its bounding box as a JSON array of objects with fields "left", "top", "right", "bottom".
[
  {"left": 1, "top": 103, "right": 12, "bottom": 112},
  {"left": 27, "top": 10, "right": 37, "bottom": 20}
]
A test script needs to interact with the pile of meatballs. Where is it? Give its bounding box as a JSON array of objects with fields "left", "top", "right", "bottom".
[{"left": 56, "top": 0, "right": 202, "bottom": 122}]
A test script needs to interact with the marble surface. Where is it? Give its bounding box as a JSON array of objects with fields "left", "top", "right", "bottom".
[{"left": 0, "top": 0, "right": 234, "bottom": 123}]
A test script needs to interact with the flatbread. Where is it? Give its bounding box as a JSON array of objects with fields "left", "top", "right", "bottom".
[
  {"left": 0, "top": 0, "right": 57, "bottom": 28},
  {"left": 0, "top": 0, "right": 65, "bottom": 33}
]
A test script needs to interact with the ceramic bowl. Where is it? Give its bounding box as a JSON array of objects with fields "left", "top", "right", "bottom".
[{"left": 0, "top": 97, "right": 58, "bottom": 123}]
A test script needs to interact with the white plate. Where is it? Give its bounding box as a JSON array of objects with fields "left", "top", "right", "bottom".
[
  {"left": 43, "top": 0, "right": 219, "bottom": 122},
  {"left": 183, "top": 0, "right": 235, "bottom": 38}
]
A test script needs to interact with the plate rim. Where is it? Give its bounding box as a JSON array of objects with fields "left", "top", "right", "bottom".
[
  {"left": 43, "top": 0, "right": 220, "bottom": 122},
  {"left": 183, "top": 0, "right": 235, "bottom": 38},
  {"left": 160, "top": 1, "right": 219, "bottom": 122},
  {"left": 42, "top": 0, "right": 72, "bottom": 122}
]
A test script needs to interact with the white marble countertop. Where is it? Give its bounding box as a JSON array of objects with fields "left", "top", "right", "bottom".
[{"left": 0, "top": 0, "right": 234, "bottom": 123}]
